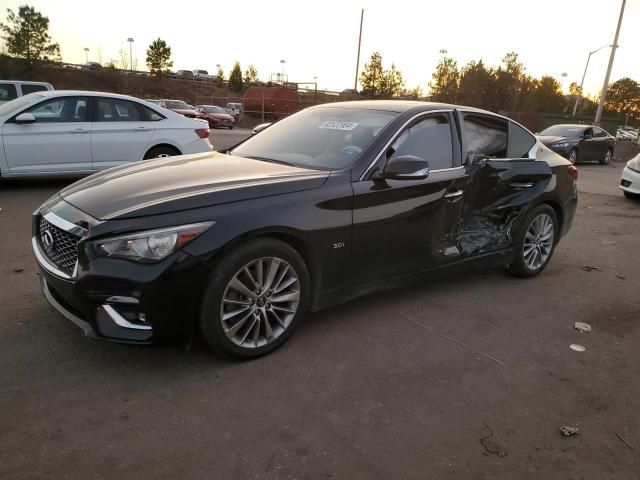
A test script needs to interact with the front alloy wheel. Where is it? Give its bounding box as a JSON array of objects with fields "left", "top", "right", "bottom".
[
  {"left": 568, "top": 149, "right": 578, "bottom": 164},
  {"left": 600, "top": 149, "right": 613, "bottom": 165},
  {"left": 199, "top": 238, "right": 309, "bottom": 358},
  {"left": 221, "top": 257, "right": 300, "bottom": 348}
]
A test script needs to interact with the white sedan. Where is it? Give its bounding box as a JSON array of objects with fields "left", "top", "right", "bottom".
[
  {"left": 620, "top": 153, "right": 640, "bottom": 200},
  {"left": 0, "top": 90, "right": 212, "bottom": 177}
]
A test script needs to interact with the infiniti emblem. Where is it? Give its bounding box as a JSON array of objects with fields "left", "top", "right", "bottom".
[{"left": 41, "top": 230, "right": 54, "bottom": 252}]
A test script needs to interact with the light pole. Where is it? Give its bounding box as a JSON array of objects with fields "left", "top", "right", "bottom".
[
  {"left": 572, "top": 45, "right": 611, "bottom": 116},
  {"left": 313, "top": 75, "right": 318, "bottom": 104},
  {"left": 126, "top": 37, "right": 134, "bottom": 71},
  {"left": 594, "top": 0, "right": 626, "bottom": 125},
  {"left": 279, "top": 59, "right": 286, "bottom": 83},
  {"left": 560, "top": 72, "right": 568, "bottom": 91},
  {"left": 83, "top": 47, "right": 89, "bottom": 64}
]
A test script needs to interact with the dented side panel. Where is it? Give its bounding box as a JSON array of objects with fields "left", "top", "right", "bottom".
[{"left": 457, "top": 159, "right": 552, "bottom": 256}]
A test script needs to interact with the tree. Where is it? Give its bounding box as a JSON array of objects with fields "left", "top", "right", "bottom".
[
  {"left": 359, "top": 51, "right": 384, "bottom": 98},
  {"left": 428, "top": 50, "right": 459, "bottom": 103},
  {"left": 494, "top": 51, "right": 525, "bottom": 111},
  {"left": 380, "top": 63, "right": 405, "bottom": 98},
  {"left": 534, "top": 76, "right": 565, "bottom": 113},
  {"left": 228, "top": 61, "right": 244, "bottom": 92},
  {"left": 458, "top": 59, "right": 493, "bottom": 108},
  {"left": 244, "top": 64, "right": 259, "bottom": 86},
  {"left": 605, "top": 77, "right": 640, "bottom": 120},
  {"left": 216, "top": 65, "right": 225, "bottom": 87},
  {"left": 402, "top": 86, "right": 423, "bottom": 100},
  {"left": 0, "top": 5, "right": 60, "bottom": 63},
  {"left": 146, "top": 38, "right": 172, "bottom": 75}
]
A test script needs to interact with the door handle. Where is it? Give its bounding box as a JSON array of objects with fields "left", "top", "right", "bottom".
[
  {"left": 510, "top": 182, "right": 534, "bottom": 188},
  {"left": 71, "top": 128, "right": 88, "bottom": 134},
  {"left": 444, "top": 189, "right": 464, "bottom": 201},
  {"left": 134, "top": 126, "right": 149, "bottom": 131}
]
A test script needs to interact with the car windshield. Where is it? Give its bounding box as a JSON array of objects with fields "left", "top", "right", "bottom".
[
  {"left": 540, "top": 126, "right": 585, "bottom": 137},
  {"left": 166, "top": 100, "right": 190, "bottom": 109},
  {"left": 230, "top": 107, "right": 399, "bottom": 170},
  {"left": 0, "top": 93, "right": 47, "bottom": 117},
  {"left": 205, "top": 106, "right": 225, "bottom": 113}
]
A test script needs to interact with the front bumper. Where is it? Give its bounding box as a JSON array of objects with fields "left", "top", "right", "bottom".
[
  {"left": 546, "top": 145, "right": 572, "bottom": 158},
  {"left": 620, "top": 166, "right": 640, "bottom": 194},
  {"left": 32, "top": 208, "right": 211, "bottom": 345}
]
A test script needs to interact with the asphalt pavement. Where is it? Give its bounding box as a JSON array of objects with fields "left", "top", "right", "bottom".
[{"left": 1, "top": 152, "right": 639, "bottom": 479}]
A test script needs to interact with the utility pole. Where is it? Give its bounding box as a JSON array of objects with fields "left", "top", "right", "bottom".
[
  {"left": 127, "top": 37, "right": 134, "bottom": 71},
  {"left": 594, "top": 0, "right": 626, "bottom": 125},
  {"left": 84, "top": 47, "right": 89, "bottom": 64},
  {"left": 353, "top": 9, "right": 364, "bottom": 92}
]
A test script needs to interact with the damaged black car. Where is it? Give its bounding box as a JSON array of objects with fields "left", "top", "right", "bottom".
[{"left": 32, "top": 101, "right": 578, "bottom": 358}]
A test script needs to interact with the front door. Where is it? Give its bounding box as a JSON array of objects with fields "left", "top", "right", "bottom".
[
  {"left": 90, "top": 97, "right": 155, "bottom": 170},
  {"left": 351, "top": 111, "right": 469, "bottom": 286},
  {"left": 2, "top": 96, "right": 92, "bottom": 174}
]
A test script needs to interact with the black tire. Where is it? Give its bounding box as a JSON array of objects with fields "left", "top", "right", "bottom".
[
  {"left": 143, "top": 145, "right": 179, "bottom": 160},
  {"left": 506, "top": 204, "right": 558, "bottom": 278},
  {"left": 568, "top": 148, "right": 578, "bottom": 164},
  {"left": 599, "top": 148, "right": 613, "bottom": 165},
  {"left": 198, "top": 237, "right": 310, "bottom": 359},
  {"left": 623, "top": 191, "right": 640, "bottom": 200}
]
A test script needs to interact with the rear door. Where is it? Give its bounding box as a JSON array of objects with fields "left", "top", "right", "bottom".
[
  {"left": 90, "top": 97, "right": 156, "bottom": 170},
  {"left": 2, "top": 95, "right": 92, "bottom": 174},
  {"left": 579, "top": 127, "right": 596, "bottom": 161},
  {"left": 458, "top": 112, "right": 552, "bottom": 256},
  {"left": 351, "top": 111, "right": 470, "bottom": 285}
]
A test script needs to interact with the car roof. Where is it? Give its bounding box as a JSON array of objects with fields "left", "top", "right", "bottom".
[
  {"left": 0, "top": 80, "right": 53, "bottom": 86},
  {"left": 313, "top": 100, "right": 502, "bottom": 115},
  {"left": 27, "top": 90, "right": 146, "bottom": 101},
  {"left": 544, "top": 124, "right": 590, "bottom": 128}
]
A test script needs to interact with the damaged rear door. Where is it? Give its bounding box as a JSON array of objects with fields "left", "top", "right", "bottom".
[{"left": 457, "top": 112, "right": 552, "bottom": 256}]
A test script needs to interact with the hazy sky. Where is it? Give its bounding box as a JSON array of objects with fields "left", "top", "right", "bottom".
[{"left": 2, "top": 0, "right": 639, "bottom": 96}]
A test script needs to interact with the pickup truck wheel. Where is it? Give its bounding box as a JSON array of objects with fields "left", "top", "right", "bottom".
[
  {"left": 506, "top": 204, "right": 558, "bottom": 278},
  {"left": 144, "top": 146, "right": 179, "bottom": 159},
  {"left": 199, "top": 238, "right": 310, "bottom": 358}
]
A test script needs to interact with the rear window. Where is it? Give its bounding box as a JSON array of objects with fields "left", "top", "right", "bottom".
[
  {"left": 508, "top": 122, "right": 536, "bottom": 158},
  {"left": 0, "top": 83, "right": 18, "bottom": 101},
  {"left": 20, "top": 84, "right": 49, "bottom": 95},
  {"left": 463, "top": 114, "right": 508, "bottom": 159}
]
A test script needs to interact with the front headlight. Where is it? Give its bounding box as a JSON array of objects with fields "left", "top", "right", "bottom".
[
  {"left": 627, "top": 155, "right": 640, "bottom": 173},
  {"left": 552, "top": 142, "right": 570, "bottom": 148},
  {"left": 94, "top": 222, "right": 214, "bottom": 262}
]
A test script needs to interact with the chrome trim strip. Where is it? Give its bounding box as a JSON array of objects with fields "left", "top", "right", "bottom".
[
  {"left": 32, "top": 237, "right": 73, "bottom": 280},
  {"left": 101, "top": 304, "right": 152, "bottom": 331},
  {"left": 359, "top": 109, "right": 454, "bottom": 180},
  {"left": 444, "top": 190, "right": 464, "bottom": 198},
  {"left": 105, "top": 296, "right": 140, "bottom": 305},
  {"left": 41, "top": 206, "right": 88, "bottom": 237},
  {"left": 41, "top": 278, "right": 96, "bottom": 337},
  {"left": 510, "top": 182, "right": 534, "bottom": 188}
]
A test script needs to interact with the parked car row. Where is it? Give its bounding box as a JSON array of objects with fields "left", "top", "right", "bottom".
[
  {"left": 537, "top": 124, "right": 615, "bottom": 165},
  {"left": 616, "top": 127, "right": 639, "bottom": 142},
  {"left": 146, "top": 98, "right": 236, "bottom": 128}
]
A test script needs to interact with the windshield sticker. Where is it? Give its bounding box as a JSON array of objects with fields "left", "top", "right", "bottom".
[{"left": 319, "top": 121, "right": 360, "bottom": 131}]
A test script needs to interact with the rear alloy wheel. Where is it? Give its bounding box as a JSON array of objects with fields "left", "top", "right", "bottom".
[
  {"left": 144, "top": 146, "right": 179, "bottom": 159},
  {"left": 568, "top": 148, "right": 578, "bottom": 164},
  {"left": 600, "top": 148, "right": 613, "bottom": 165},
  {"left": 506, "top": 204, "right": 558, "bottom": 278},
  {"left": 199, "top": 238, "right": 309, "bottom": 358}
]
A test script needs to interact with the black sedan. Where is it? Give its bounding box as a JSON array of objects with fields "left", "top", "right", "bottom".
[
  {"left": 32, "top": 101, "right": 578, "bottom": 358},
  {"left": 537, "top": 124, "right": 615, "bottom": 165}
]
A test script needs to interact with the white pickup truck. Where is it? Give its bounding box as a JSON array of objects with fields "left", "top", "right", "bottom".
[{"left": 0, "top": 81, "right": 54, "bottom": 105}]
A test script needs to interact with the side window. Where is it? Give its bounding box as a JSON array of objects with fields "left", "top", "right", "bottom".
[
  {"left": 584, "top": 128, "right": 593, "bottom": 137},
  {"left": 26, "top": 97, "right": 88, "bottom": 123},
  {"left": 21, "top": 84, "right": 49, "bottom": 95},
  {"left": 388, "top": 114, "right": 453, "bottom": 170},
  {"left": 140, "top": 105, "right": 164, "bottom": 121},
  {"left": 593, "top": 128, "right": 607, "bottom": 138},
  {"left": 97, "top": 99, "right": 142, "bottom": 122},
  {"left": 507, "top": 122, "right": 536, "bottom": 158},
  {"left": 463, "top": 114, "right": 508, "bottom": 160},
  {"left": 0, "top": 83, "right": 18, "bottom": 101}
]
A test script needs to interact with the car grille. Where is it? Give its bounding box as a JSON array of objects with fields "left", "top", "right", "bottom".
[{"left": 38, "top": 216, "right": 80, "bottom": 275}]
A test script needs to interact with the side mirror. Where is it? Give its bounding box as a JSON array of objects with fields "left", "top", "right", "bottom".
[
  {"left": 383, "top": 155, "right": 430, "bottom": 180},
  {"left": 15, "top": 112, "right": 36, "bottom": 124}
]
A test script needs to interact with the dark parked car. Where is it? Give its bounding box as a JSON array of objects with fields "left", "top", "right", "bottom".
[
  {"left": 537, "top": 124, "right": 615, "bottom": 164},
  {"left": 157, "top": 99, "right": 199, "bottom": 118},
  {"left": 195, "top": 105, "right": 235, "bottom": 129},
  {"left": 32, "top": 101, "right": 577, "bottom": 358}
]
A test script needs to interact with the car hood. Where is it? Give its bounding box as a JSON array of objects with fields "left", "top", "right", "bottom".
[
  {"left": 59, "top": 152, "right": 330, "bottom": 220},
  {"left": 537, "top": 135, "right": 577, "bottom": 145}
]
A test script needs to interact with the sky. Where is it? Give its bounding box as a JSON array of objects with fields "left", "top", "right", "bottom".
[{"left": 1, "top": 0, "right": 639, "bottom": 96}]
